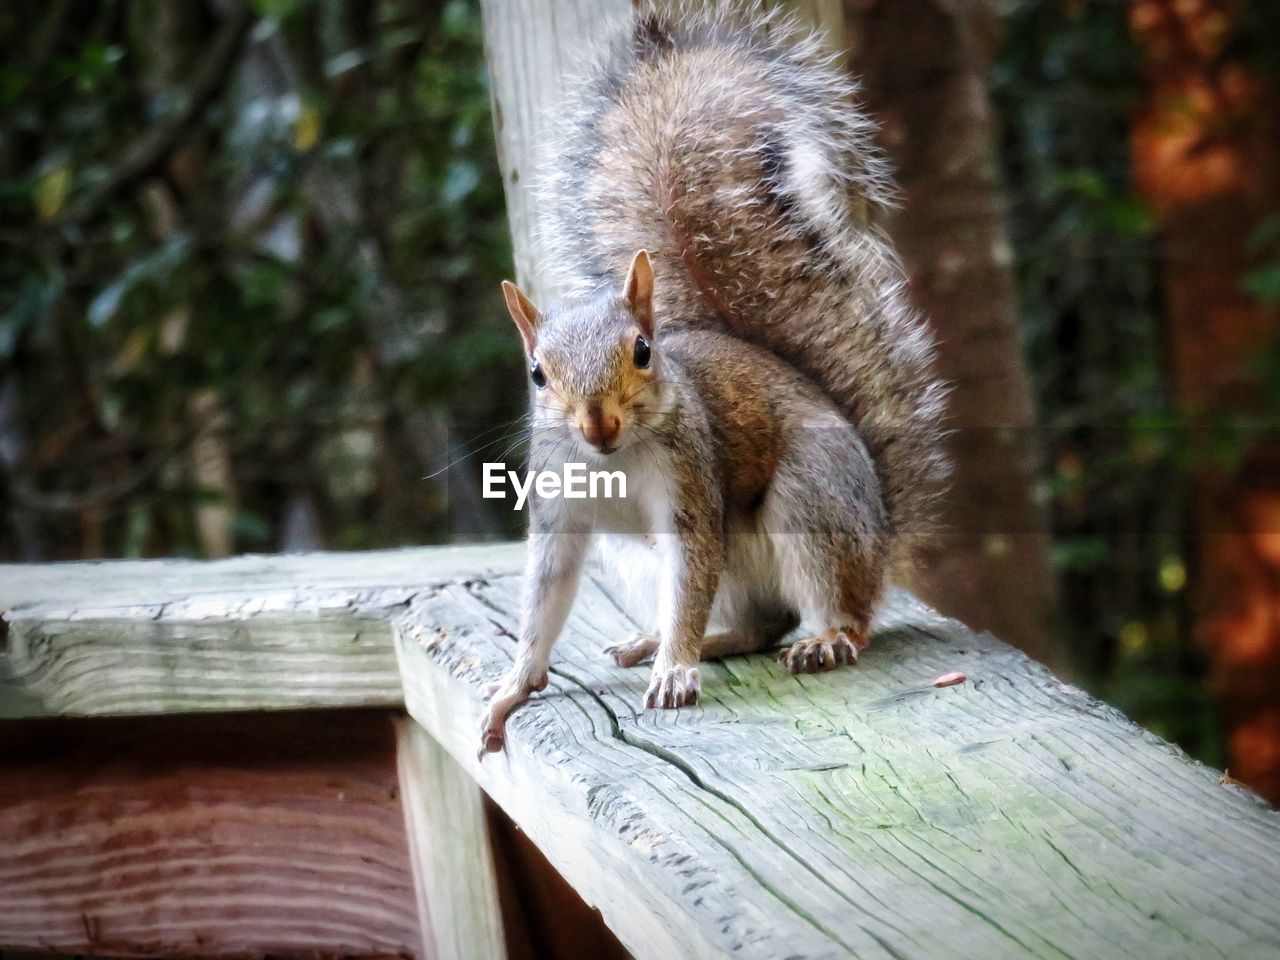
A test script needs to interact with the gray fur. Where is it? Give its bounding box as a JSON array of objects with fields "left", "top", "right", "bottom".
[
  {"left": 479, "top": 280, "right": 889, "bottom": 748},
  {"left": 537, "top": 0, "right": 950, "bottom": 576}
]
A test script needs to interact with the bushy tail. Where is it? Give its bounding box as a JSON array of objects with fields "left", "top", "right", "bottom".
[{"left": 538, "top": 0, "right": 950, "bottom": 576}]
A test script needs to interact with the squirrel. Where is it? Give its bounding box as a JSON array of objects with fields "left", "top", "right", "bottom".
[{"left": 479, "top": 2, "right": 949, "bottom": 754}]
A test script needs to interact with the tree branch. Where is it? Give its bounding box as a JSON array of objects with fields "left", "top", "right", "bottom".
[{"left": 55, "top": 1, "right": 258, "bottom": 230}]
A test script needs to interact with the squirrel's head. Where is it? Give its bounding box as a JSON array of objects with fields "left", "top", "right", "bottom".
[{"left": 502, "top": 250, "right": 664, "bottom": 458}]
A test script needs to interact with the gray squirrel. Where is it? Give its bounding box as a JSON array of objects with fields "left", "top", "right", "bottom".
[{"left": 480, "top": 1, "right": 949, "bottom": 753}]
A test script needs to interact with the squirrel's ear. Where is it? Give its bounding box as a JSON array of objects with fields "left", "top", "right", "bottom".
[
  {"left": 623, "top": 249, "right": 655, "bottom": 340},
  {"left": 501, "top": 280, "right": 540, "bottom": 355}
]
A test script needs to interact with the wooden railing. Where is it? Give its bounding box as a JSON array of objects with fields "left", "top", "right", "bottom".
[{"left": 3, "top": 544, "right": 1280, "bottom": 958}]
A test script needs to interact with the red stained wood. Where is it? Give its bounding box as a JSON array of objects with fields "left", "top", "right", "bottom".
[{"left": 0, "top": 710, "right": 422, "bottom": 958}]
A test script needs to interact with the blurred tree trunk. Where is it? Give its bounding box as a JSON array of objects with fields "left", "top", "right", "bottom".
[
  {"left": 845, "top": 1, "right": 1059, "bottom": 668},
  {"left": 1131, "top": 0, "right": 1280, "bottom": 802}
]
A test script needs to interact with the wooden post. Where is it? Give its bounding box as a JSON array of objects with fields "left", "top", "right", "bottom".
[
  {"left": 479, "top": 0, "right": 629, "bottom": 303},
  {"left": 479, "top": 0, "right": 840, "bottom": 304},
  {"left": 396, "top": 718, "right": 508, "bottom": 960}
]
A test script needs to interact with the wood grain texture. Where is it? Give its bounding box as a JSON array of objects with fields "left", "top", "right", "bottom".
[
  {"left": 0, "top": 544, "right": 523, "bottom": 717},
  {"left": 395, "top": 565, "right": 1280, "bottom": 960},
  {"left": 397, "top": 718, "right": 508, "bottom": 960},
  {"left": 479, "top": 0, "right": 630, "bottom": 303},
  {"left": 0, "top": 710, "right": 421, "bottom": 958}
]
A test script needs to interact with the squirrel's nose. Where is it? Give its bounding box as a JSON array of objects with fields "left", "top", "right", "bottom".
[{"left": 581, "top": 401, "right": 621, "bottom": 451}]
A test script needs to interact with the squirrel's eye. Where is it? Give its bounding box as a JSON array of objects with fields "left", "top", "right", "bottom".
[
  {"left": 633, "top": 336, "right": 651, "bottom": 369},
  {"left": 530, "top": 361, "right": 547, "bottom": 389}
]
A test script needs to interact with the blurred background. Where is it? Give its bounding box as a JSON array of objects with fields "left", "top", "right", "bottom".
[{"left": 1, "top": 0, "right": 1277, "bottom": 802}]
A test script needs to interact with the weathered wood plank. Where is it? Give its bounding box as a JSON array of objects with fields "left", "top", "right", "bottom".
[
  {"left": 396, "top": 718, "right": 508, "bottom": 960},
  {"left": 7, "top": 545, "right": 1279, "bottom": 957},
  {"left": 0, "top": 710, "right": 421, "bottom": 958},
  {"left": 480, "top": 1, "right": 844, "bottom": 304},
  {"left": 479, "top": 0, "right": 630, "bottom": 303},
  {"left": 0, "top": 544, "right": 523, "bottom": 717},
  {"left": 395, "top": 564, "right": 1280, "bottom": 960}
]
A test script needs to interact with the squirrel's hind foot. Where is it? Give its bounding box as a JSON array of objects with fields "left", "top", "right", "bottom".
[
  {"left": 605, "top": 632, "right": 660, "bottom": 667},
  {"left": 608, "top": 629, "right": 772, "bottom": 668},
  {"left": 779, "top": 628, "right": 865, "bottom": 675}
]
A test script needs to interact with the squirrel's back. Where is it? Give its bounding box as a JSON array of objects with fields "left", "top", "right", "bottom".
[{"left": 539, "top": 1, "right": 949, "bottom": 576}]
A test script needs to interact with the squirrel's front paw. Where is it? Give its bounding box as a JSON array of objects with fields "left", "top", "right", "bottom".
[
  {"left": 643, "top": 663, "right": 701, "bottom": 709},
  {"left": 478, "top": 669, "right": 548, "bottom": 757},
  {"left": 605, "top": 632, "right": 660, "bottom": 667},
  {"left": 779, "top": 629, "right": 863, "bottom": 675}
]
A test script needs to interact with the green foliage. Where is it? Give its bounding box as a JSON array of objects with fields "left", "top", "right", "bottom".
[
  {"left": 0, "top": 0, "right": 523, "bottom": 560},
  {"left": 1246, "top": 216, "right": 1280, "bottom": 304}
]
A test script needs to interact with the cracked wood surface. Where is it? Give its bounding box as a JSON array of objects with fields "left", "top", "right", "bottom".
[
  {"left": 394, "top": 551, "right": 1280, "bottom": 960},
  {"left": 4, "top": 544, "right": 1280, "bottom": 958}
]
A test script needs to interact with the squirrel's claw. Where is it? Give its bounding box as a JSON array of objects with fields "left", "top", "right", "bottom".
[
  {"left": 477, "top": 721, "right": 505, "bottom": 761},
  {"left": 779, "top": 630, "right": 862, "bottom": 675},
  {"left": 477, "top": 669, "right": 549, "bottom": 757},
  {"left": 642, "top": 663, "right": 701, "bottom": 710},
  {"left": 477, "top": 702, "right": 510, "bottom": 759}
]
